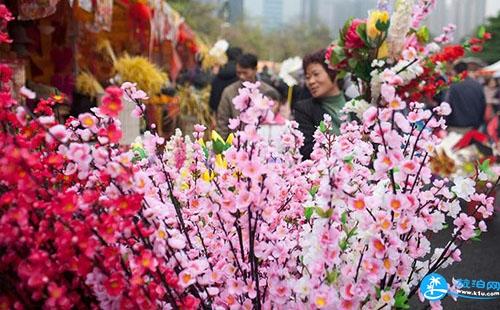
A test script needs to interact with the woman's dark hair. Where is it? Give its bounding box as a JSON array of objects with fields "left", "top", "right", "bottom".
[
  {"left": 237, "top": 53, "right": 258, "bottom": 69},
  {"left": 303, "top": 49, "right": 343, "bottom": 88}
]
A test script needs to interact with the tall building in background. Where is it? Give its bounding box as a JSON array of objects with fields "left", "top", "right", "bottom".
[
  {"left": 200, "top": 0, "right": 243, "bottom": 24},
  {"left": 262, "top": 0, "right": 284, "bottom": 31},
  {"left": 227, "top": 0, "right": 244, "bottom": 24},
  {"left": 240, "top": 0, "right": 486, "bottom": 39}
]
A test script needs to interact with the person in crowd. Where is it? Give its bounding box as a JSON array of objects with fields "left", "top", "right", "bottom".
[
  {"left": 208, "top": 46, "right": 243, "bottom": 112},
  {"left": 258, "top": 65, "right": 273, "bottom": 86},
  {"left": 216, "top": 53, "right": 281, "bottom": 139},
  {"left": 293, "top": 49, "right": 346, "bottom": 159},
  {"left": 257, "top": 82, "right": 290, "bottom": 149},
  {"left": 484, "top": 77, "right": 499, "bottom": 121},
  {"left": 445, "top": 62, "right": 486, "bottom": 133}
]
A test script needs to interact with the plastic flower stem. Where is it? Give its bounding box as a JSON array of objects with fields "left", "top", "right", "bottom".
[
  {"left": 163, "top": 168, "right": 194, "bottom": 249},
  {"left": 235, "top": 210, "right": 247, "bottom": 263},
  {"left": 402, "top": 123, "right": 417, "bottom": 156},
  {"left": 215, "top": 212, "right": 246, "bottom": 278},
  {"left": 410, "top": 112, "right": 435, "bottom": 160},
  {"left": 376, "top": 106, "right": 397, "bottom": 194},
  {"left": 410, "top": 152, "right": 429, "bottom": 193},
  {"left": 354, "top": 245, "right": 368, "bottom": 282},
  {"left": 287, "top": 85, "right": 293, "bottom": 109},
  {"left": 396, "top": 58, "right": 419, "bottom": 75}
]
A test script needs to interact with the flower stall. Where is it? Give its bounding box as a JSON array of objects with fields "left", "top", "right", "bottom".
[
  {"left": 2, "top": 0, "right": 202, "bottom": 143},
  {"left": 0, "top": 1, "right": 498, "bottom": 310}
]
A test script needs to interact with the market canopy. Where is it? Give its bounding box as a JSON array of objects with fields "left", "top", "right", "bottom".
[{"left": 482, "top": 59, "right": 500, "bottom": 74}]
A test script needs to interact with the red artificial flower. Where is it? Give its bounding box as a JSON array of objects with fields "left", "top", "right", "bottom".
[
  {"left": 483, "top": 32, "right": 491, "bottom": 40},
  {"left": 179, "top": 295, "right": 200, "bottom": 310},
  {"left": 0, "top": 64, "right": 12, "bottom": 83},
  {"left": 469, "top": 37, "right": 482, "bottom": 45},
  {"left": 98, "top": 122, "right": 123, "bottom": 144},
  {"left": 135, "top": 249, "right": 158, "bottom": 274},
  {"left": 345, "top": 19, "right": 366, "bottom": 49},
  {"left": 107, "top": 194, "right": 143, "bottom": 216},
  {"left": 470, "top": 45, "right": 483, "bottom": 53},
  {"left": 105, "top": 86, "right": 123, "bottom": 98},
  {"left": 162, "top": 268, "right": 179, "bottom": 288},
  {"left": 107, "top": 123, "right": 122, "bottom": 143},
  {"left": 100, "top": 95, "right": 123, "bottom": 118},
  {"left": 325, "top": 45, "right": 334, "bottom": 64},
  {"left": 104, "top": 273, "right": 126, "bottom": 297},
  {"left": 57, "top": 191, "right": 78, "bottom": 215}
]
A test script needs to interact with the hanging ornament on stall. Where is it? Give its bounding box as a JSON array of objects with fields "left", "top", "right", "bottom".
[
  {"left": 94, "top": 0, "right": 113, "bottom": 32},
  {"left": 17, "top": 0, "right": 61, "bottom": 20},
  {"left": 129, "top": 0, "right": 151, "bottom": 51}
]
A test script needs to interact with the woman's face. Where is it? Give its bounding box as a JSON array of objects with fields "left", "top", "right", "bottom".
[
  {"left": 305, "top": 63, "right": 337, "bottom": 98},
  {"left": 488, "top": 78, "right": 497, "bottom": 88}
]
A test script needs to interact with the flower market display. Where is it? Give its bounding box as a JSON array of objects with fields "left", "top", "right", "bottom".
[{"left": 0, "top": 2, "right": 498, "bottom": 310}]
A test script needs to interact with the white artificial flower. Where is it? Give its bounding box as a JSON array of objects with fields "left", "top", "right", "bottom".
[
  {"left": 371, "top": 59, "right": 385, "bottom": 68},
  {"left": 387, "top": 0, "right": 415, "bottom": 59},
  {"left": 478, "top": 171, "right": 488, "bottom": 181},
  {"left": 451, "top": 176, "right": 476, "bottom": 201},
  {"left": 20, "top": 86, "right": 36, "bottom": 99},
  {"left": 342, "top": 99, "right": 371, "bottom": 119},
  {"left": 208, "top": 39, "right": 229, "bottom": 57},
  {"left": 279, "top": 56, "right": 302, "bottom": 87},
  {"left": 424, "top": 42, "right": 441, "bottom": 55}
]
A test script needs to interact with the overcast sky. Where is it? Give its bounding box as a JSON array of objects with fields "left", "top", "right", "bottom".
[{"left": 486, "top": 0, "right": 500, "bottom": 17}]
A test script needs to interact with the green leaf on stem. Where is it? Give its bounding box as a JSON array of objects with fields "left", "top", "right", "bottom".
[
  {"left": 304, "top": 207, "right": 314, "bottom": 220},
  {"left": 315, "top": 207, "right": 333, "bottom": 219},
  {"left": 202, "top": 145, "right": 209, "bottom": 159},
  {"left": 477, "top": 25, "right": 486, "bottom": 39},
  {"left": 341, "top": 212, "right": 348, "bottom": 225},
  {"left": 319, "top": 121, "right": 327, "bottom": 133},
  {"left": 326, "top": 269, "right": 339, "bottom": 285},
  {"left": 416, "top": 26, "right": 430, "bottom": 43},
  {"left": 343, "top": 154, "right": 354, "bottom": 164},
  {"left": 339, "top": 238, "right": 348, "bottom": 251},
  {"left": 394, "top": 289, "right": 410, "bottom": 309},
  {"left": 356, "top": 23, "right": 369, "bottom": 45},
  {"left": 478, "top": 159, "right": 491, "bottom": 173},
  {"left": 309, "top": 185, "right": 319, "bottom": 197},
  {"left": 472, "top": 228, "right": 482, "bottom": 241},
  {"left": 375, "top": 20, "right": 389, "bottom": 32},
  {"left": 213, "top": 139, "right": 225, "bottom": 154}
]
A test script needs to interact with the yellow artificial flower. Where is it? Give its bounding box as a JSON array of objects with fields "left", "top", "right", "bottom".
[
  {"left": 215, "top": 154, "right": 228, "bottom": 169},
  {"left": 367, "top": 10, "right": 390, "bottom": 40},
  {"left": 201, "top": 170, "right": 215, "bottom": 182},
  {"left": 198, "top": 138, "right": 206, "bottom": 148},
  {"left": 377, "top": 40, "right": 389, "bottom": 59},
  {"left": 226, "top": 133, "right": 234, "bottom": 145},
  {"left": 180, "top": 168, "right": 189, "bottom": 179},
  {"left": 211, "top": 130, "right": 224, "bottom": 143}
]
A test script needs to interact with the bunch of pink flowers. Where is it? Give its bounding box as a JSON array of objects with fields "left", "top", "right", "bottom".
[{"left": 1, "top": 2, "right": 498, "bottom": 309}]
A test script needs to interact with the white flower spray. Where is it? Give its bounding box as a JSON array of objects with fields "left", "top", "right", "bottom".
[{"left": 387, "top": 0, "right": 415, "bottom": 59}]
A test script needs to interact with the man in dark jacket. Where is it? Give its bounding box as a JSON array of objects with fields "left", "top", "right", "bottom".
[
  {"left": 208, "top": 47, "right": 243, "bottom": 112},
  {"left": 216, "top": 53, "right": 281, "bottom": 139},
  {"left": 446, "top": 62, "right": 486, "bottom": 131}
]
